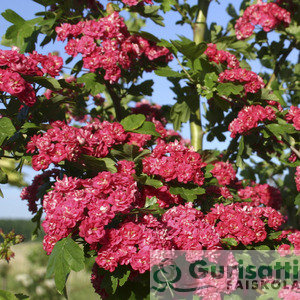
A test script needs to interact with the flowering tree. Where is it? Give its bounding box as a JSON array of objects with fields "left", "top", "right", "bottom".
[{"left": 0, "top": 0, "right": 299, "bottom": 299}]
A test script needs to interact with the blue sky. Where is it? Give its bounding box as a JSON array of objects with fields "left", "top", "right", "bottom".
[{"left": 0, "top": 0, "right": 293, "bottom": 219}]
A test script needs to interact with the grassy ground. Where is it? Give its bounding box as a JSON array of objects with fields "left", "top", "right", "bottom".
[{"left": 0, "top": 242, "right": 100, "bottom": 299}]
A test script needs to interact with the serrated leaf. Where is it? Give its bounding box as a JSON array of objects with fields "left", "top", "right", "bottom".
[
  {"left": 81, "top": 155, "right": 117, "bottom": 173},
  {"left": 169, "top": 186, "right": 205, "bottom": 201},
  {"left": 111, "top": 276, "right": 118, "bottom": 294},
  {"left": 221, "top": 238, "right": 238, "bottom": 247},
  {"left": 1, "top": 9, "right": 25, "bottom": 26},
  {"left": 0, "top": 117, "right": 15, "bottom": 146},
  {"left": 144, "top": 177, "right": 163, "bottom": 188},
  {"left": 170, "top": 102, "right": 190, "bottom": 131},
  {"left": 119, "top": 270, "right": 131, "bottom": 286},
  {"left": 217, "top": 83, "right": 244, "bottom": 96},
  {"left": 266, "top": 123, "right": 296, "bottom": 136},
  {"left": 261, "top": 88, "right": 286, "bottom": 106},
  {"left": 268, "top": 231, "right": 282, "bottom": 240},
  {"left": 171, "top": 37, "right": 207, "bottom": 60},
  {"left": 46, "top": 237, "right": 85, "bottom": 294},
  {"left": 25, "top": 76, "right": 61, "bottom": 91},
  {"left": 154, "top": 67, "right": 183, "bottom": 78},
  {"left": 77, "top": 73, "right": 105, "bottom": 96},
  {"left": 128, "top": 80, "right": 154, "bottom": 96},
  {"left": 132, "top": 121, "right": 160, "bottom": 137},
  {"left": 159, "top": 0, "right": 176, "bottom": 12},
  {"left": 121, "top": 114, "right": 146, "bottom": 131},
  {"left": 204, "top": 72, "right": 218, "bottom": 89},
  {"left": 145, "top": 196, "right": 157, "bottom": 208}
]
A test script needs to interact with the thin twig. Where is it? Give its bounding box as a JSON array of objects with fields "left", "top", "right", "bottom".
[{"left": 175, "top": 56, "right": 194, "bottom": 82}]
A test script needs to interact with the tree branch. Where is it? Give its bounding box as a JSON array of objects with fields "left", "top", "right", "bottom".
[
  {"left": 105, "top": 84, "right": 125, "bottom": 121},
  {"left": 189, "top": 0, "right": 210, "bottom": 151}
]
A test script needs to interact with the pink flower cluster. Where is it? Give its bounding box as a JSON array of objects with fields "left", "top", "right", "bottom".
[
  {"left": 295, "top": 166, "right": 300, "bottom": 192},
  {"left": 218, "top": 68, "right": 265, "bottom": 94},
  {"left": 95, "top": 203, "right": 220, "bottom": 274},
  {"left": 206, "top": 203, "right": 285, "bottom": 245},
  {"left": 288, "top": 231, "right": 300, "bottom": 254},
  {"left": 235, "top": 0, "right": 291, "bottom": 40},
  {"left": 211, "top": 161, "right": 236, "bottom": 186},
  {"left": 27, "top": 120, "right": 127, "bottom": 171},
  {"left": 42, "top": 162, "right": 139, "bottom": 254},
  {"left": 55, "top": 12, "right": 172, "bottom": 83},
  {"left": 204, "top": 43, "right": 240, "bottom": 69},
  {"left": 122, "top": 0, "right": 153, "bottom": 6},
  {"left": 238, "top": 183, "right": 282, "bottom": 209},
  {"left": 278, "top": 284, "right": 300, "bottom": 300},
  {"left": 21, "top": 169, "right": 59, "bottom": 213},
  {"left": 0, "top": 49, "right": 62, "bottom": 106},
  {"left": 143, "top": 140, "right": 206, "bottom": 185},
  {"left": 162, "top": 203, "right": 220, "bottom": 250},
  {"left": 285, "top": 106, "right": 300, "bottom": 131},
  {"left": 228, "top": 105, "right": 276, "bottom": 138}
]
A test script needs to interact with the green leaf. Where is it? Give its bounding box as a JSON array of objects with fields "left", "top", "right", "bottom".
[
  {"left": 111, "top": 276, "right": 118, "bottom": 294},
  {"left": 128, "top": 80, "right": 154, "bottom": 96},
  {"left": 154, "top": 67, "right": 183, "bottom": 78},
  {"left": 1, "top": 10, "right": 25, "bottom": 26},
  {"left": 0, "top": 168, "right": 8, "bottom": 184},
  {"left": 0, "top": 290, "right": 17, "bottom": 300},
  {"left": 171, "top": 37, "right": 207, "bottom": 60},
  {"left": 19, "top": 122, "right": 40, "bottom": 133},
  {"left": 236, "top": 137, "right": 245, "bottom": 169},
  {"left": 2, "top": 21, "right": 38, "bottom": 53},
  {"left": 169, "top": 186, "right": 205, "bottom": 201},
  {"left": 132, "top": 121, "right": 160, "bottom": 137},
  {"left": 204, "top": 72, "right": 218, "bottom": 89},
  {"left": 261, "top": 88, "right": 286, "bottom": 106},
  {"left": 145, "top": 196, "right": 157, "bottom": 208},
  {"left": 77, "top": 73, "right": 105, "bottom": 96},
  {"left": 81, "top": 155, "right": 117, "bottom": 173},
  {"left": 119, "top": 270, "right": 131, "bottom": 286},
  {"left": 295, "top": 194, "right": 300, "bottom": 215},
  {"left": 217, "top": 83, "right": 244, "bottom": 96},
  {"left": 144, "top": 177, "right": 163, "bottom": 188},
  {"left": 159, "top": 0, "right": 176, "bottom": 12},
  {"left": 0, "top": 291, "right": 29, "bottom": 300},
  {"left": 268, "top": 231, "right": 282, "bottom": 240},
  {"left": 25, "top": 76, "right": 61, "bottom": 91},
  {"left": 170, "top": 101, "right": 190, "bottom": 131},
  {"left": 46, "top": 237, "right": 85, "bottom": 294},
  {"left": 255, "top": 245, "right": 270, "bottom": 250},
  {"left": 266, "top": 123, "right": 296, "bottom": 136},
  {"left": 121, "top": 114, "right": 146, "bottom": 131},
  {"left": 143, "top": 5, "right": 165, "bottom": 26},
  {"left": 221, "top": 238, "right": 238, "bottom": 247},
  {"left": 204, "top": 164, "right": 214, "bottom": 178},
  {"left": 0, "top": 117, "right": 15, "bottom": 145}
]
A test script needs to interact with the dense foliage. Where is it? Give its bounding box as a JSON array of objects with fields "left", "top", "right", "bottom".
[{"left": 0, "top": 0, "right": 299, "bottom": 299}]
